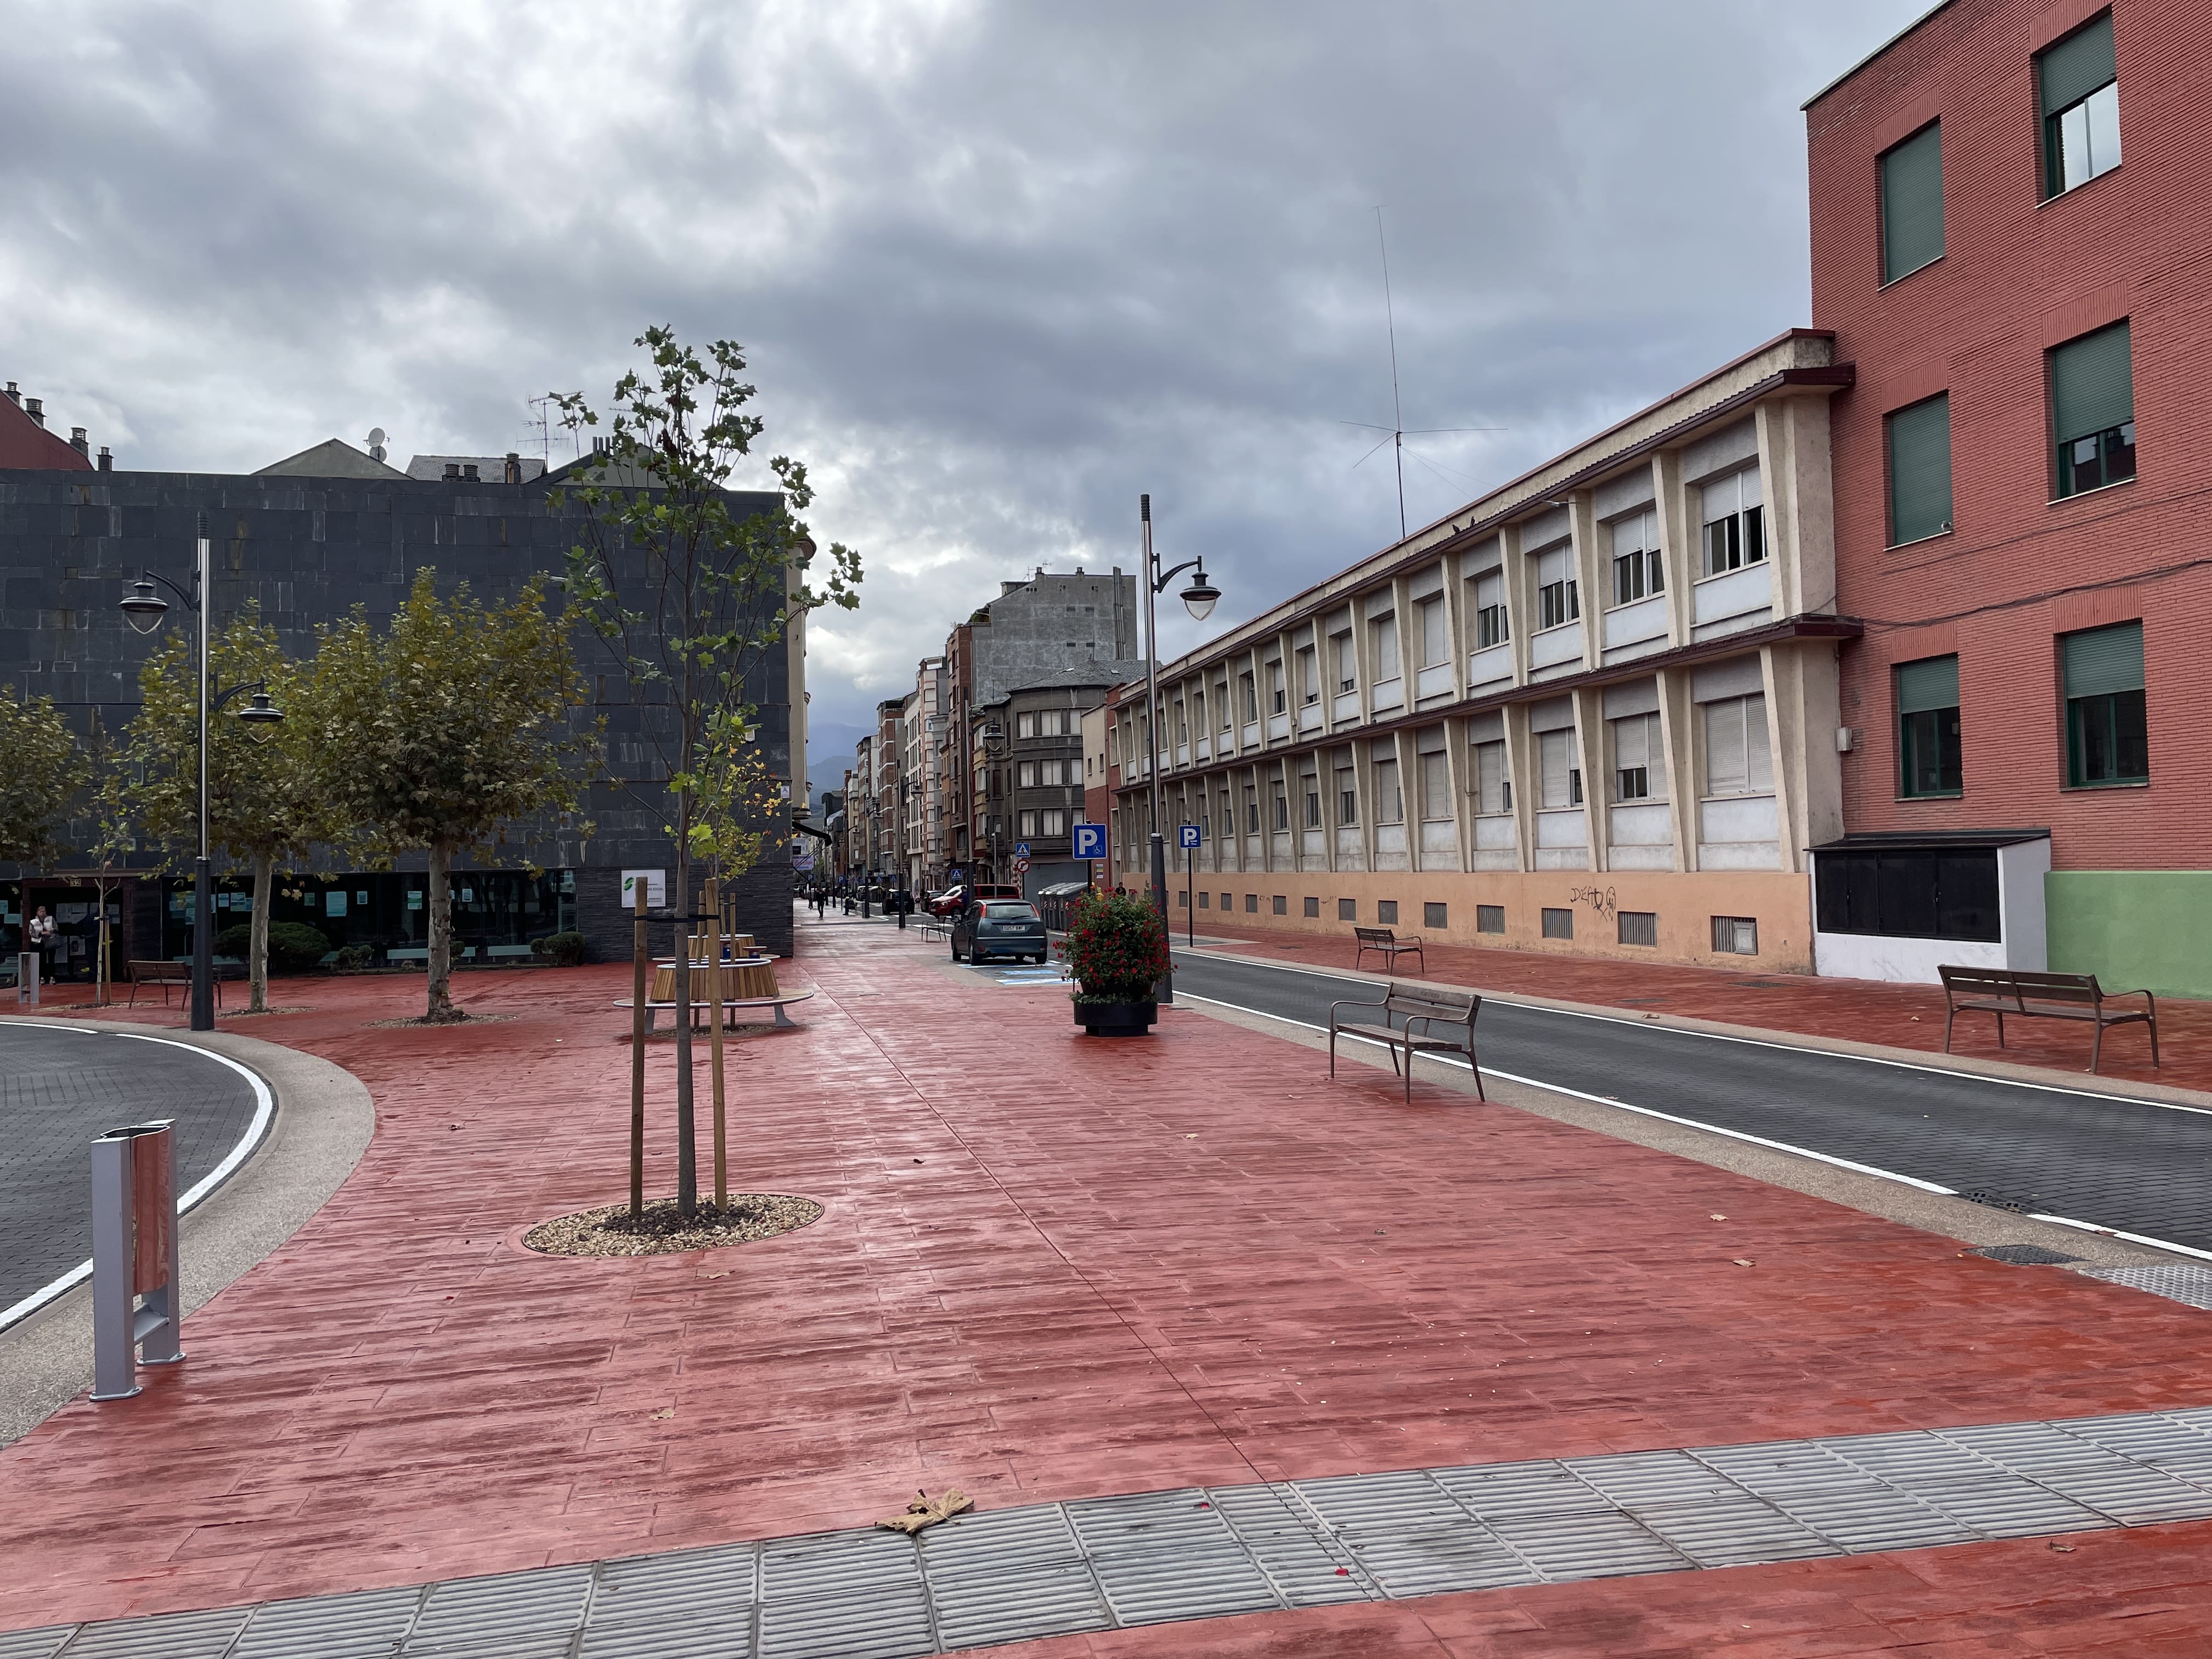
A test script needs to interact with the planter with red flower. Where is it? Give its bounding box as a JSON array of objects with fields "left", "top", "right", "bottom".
[{"left": 1060, "top": 889, "right": 1169, "bottom": 1037}]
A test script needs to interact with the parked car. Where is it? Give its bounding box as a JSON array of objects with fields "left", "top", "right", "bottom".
[
  {"left": 931, "top": 882, "right": 1021, "bottom": 918},
  {"left": 951, "top": 899, "right": 1049, "bottom": 964}
]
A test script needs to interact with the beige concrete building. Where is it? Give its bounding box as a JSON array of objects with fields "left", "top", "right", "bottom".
[{"left": 1106, "top": 330, "right": 1858, "bottom": 969}]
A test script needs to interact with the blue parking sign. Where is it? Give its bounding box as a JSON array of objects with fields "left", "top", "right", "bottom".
[
  {"left": 1178, "top": 823, "right": 1202, "bottom": 849},
  {"left": 1071, "top": 823, "right": 1107, "bottom": 859}
]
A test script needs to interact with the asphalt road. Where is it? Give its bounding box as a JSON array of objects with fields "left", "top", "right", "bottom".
[
  {"left": 0, "top": 1023, "right": 264, "bottom": 1318},
  {"left": 1170, "top": 950, "right": 2212, "bottom": 1256}
]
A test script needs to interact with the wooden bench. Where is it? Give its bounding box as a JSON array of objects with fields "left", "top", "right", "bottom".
[
  {"left": 1939, "top": 965, "right": 2158, "bottom": 1074},
  {"left": 1353, "top": 926, "right": 1425, "bottom": 973},
  {"left": 1328, "top": 981, "right": 1483, "bottom": 1102},
  {"left": 127, "top": 960, "right": 224, "bottom": 1010},
  {"left": 614, "top": 989, "right": 815, "bottom": 1033}
]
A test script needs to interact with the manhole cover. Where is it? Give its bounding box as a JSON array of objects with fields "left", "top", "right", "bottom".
[{"left": 1972, "top": 1244, "right": 2083, "bottom": 1266}]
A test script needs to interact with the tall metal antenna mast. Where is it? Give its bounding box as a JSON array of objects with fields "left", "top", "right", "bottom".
[{"left": 1376, "top": 206, "right": 1408, "bottom": 539}]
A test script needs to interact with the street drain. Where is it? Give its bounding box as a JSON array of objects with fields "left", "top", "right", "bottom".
[
  {"left": 1971, "top": 1244, "right": 2083, "bottom": 1266},
  {"left": 1956, "top": 1190, "right": 2038, "bottom": 1214}
]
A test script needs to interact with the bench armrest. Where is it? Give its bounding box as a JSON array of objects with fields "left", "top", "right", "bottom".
[{"left": 1328, "top": 996, "right": 1390, "bottom": 1030}]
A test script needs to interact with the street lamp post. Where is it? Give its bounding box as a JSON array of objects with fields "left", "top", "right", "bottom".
[
  {"left": 119, "top": 513, "right": 284, "bottom": 1032},
  {"left": 1137, "top": 494, "right": 1221, "bottom": 1003}
]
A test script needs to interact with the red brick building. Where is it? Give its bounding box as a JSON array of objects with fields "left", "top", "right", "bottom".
[
  {"left": 1806, "top": 0, "right": 2211, "bottom": 994},
  {"left": 0, "top": 382, "right": 97, "bottom": 471}
]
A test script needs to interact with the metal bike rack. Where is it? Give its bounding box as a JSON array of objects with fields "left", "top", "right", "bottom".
[{"left": 89, "top": 1120, "right": 185, "bottom": 1402}]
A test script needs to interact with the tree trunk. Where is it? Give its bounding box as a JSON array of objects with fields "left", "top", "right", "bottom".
[
  {"left": 673, "top": 846, "right": 697, "bottom": 1216},
  {"left": 425, "top": 844, "right": 461, "bottom": 1022},
  {"left": 248, "top": 852, "right": 273, "bottom": 1014}
]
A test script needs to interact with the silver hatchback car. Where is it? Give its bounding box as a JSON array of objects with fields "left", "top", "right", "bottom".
[{"left": 952, "top": 899, "right": 1049, "bottom": 964}]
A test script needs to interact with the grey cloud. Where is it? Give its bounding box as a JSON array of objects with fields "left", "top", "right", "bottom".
[{"left": 0, "top": 0, "right": 1927, "bottom": 736}]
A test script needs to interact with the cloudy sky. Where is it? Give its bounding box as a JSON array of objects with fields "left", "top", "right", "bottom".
[{"left": 1, "top": 0, "right": 1926, "bottom": 782}]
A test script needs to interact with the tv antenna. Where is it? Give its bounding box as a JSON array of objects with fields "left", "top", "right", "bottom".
[{"left": 1340, "top": 206, "right": 1505, "bottom": 540}]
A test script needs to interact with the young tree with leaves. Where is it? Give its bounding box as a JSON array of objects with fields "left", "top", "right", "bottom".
[
  {"left": 308, "top": 568, "right": 593, "bottom": 1023},
  {"left": 0, "top": 687, "right": 88, "bottom": 869},
  {"left": 103, "top": 607, "right": 327, "bottom": 1014},
  {"left": 553, "top": 327, "right": 860, "bottom": 1215}
]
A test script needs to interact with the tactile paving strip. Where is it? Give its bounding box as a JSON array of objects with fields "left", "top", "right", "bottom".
[{"left": 22, "top": 1406, "right": 2212, "bottom": 1658}]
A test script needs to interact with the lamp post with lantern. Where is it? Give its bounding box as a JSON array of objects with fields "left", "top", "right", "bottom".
[
  {"left": 119, "top": 512, "right": 285, "bottom": 1031},
  {"left": 1137, "top": 494, "right": 1220, "bottom": 1002}
]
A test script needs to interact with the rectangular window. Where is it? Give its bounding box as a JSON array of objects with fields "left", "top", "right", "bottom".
[
  {"left": 1018, "top": 811, "right": 1036, "bottom": 836},
  {"left": 1302, "top": 895, "right": 1319, "bottom": 917},
  {"left": 1535, "top": 543, "right": 1579, "bottom": 630},
  {"left": 1268, "top": 662, "right": 1286, "bottom": 714},
  {"left": 1272, "top": 894, "right": 1287, "bottom": 915},
  {"left": 1475, "top": 739, "right": 1510, "bottom": 814},
  {"left": 1017, "top": 760, "right": 1036, "bottom": 787},
  {"left": 1217, "top": 684, "right": 1232, "bottom": 732},
  {"left": 1418, "top": 596, "right": 1448, "bottom": 668},
  {"left": 1897, "top": 654, "right": 1962, "bottom": 797},
  {"left": 1372, "top": 613, "right": 1400, "bottom": 681},
  {"left": 1177, "top": 889, "right": 1188, "bottom": 907},
  {"left": 1331, "top": 630, "right": 1356, "bottom": 694},
  {"left": 1198, "top": 890, "right": 1210, "bottom": 908},
  {"left": 1303, "top": 777, "right": 1322, "bottom": 828},
  {"left": 1272, "top": 783, "right": 1290, "bottom": 831},
  {"left": 1538, "top": 729, "right": 1581, "bottom": 810},
  {"left": 1609, "top": 510, "right": 1663, "bottom": 605},
  {"left": 1711, "top": 915, "right": 1758, "bottom": 955},
  {"left": 1423, "top": 901, "right": 1448, "bottom": 929},
  {"left": 1297, "top": 647, "right": 1319, "bottom": 705},
  {"left": 1618, "top": 911, "right": 1658, "bottom": 947},
  {"left": 1880, "top": 121, "right": 1944, "bottom": 283},
  {"left": 1017, "top": 713, "right": 1036, "bottom": 738},
  {"left": 1374, "top": 758, "right": 1403, "bottom": 823},
  {"left": 1886, "top": 393, "right": 1954, "bottom": 544},
  {"left": 1541, "top": 907, "right": 1573, "bottom": 940},
  {"left": 1244, "top": 786, "right": 1259, "bottom": 833},
  {"left": 1702, "top": 694, "right": 1773, "bottom": 797},
  {"left": 2062, "top": 620, "right": 2147, "bottom": 786},
  {"left": 2040, "top": 12, "right": 2119, "bottom": 199},
  {"left": 1472, "top": 569, "right": 1510, "bottom": 648},
  {"left": 2050, "top": 321, "right": 2135, "bottom": 498},
  {"left": 1336, "top": 765, "right": 1359, "bottom": 827},
  {"left": 1611, "top": 711, "right": 1666, "bottom": 802},
  {"left": 1377, "top": 900, "right": 1398, "bottom": 925},
  {"left": 1041, "top": 809, "right": 1065, "bottom": 836},
  {"left": 1241, "top": 673, "right": 1258, "bottom": 722},
  {"left": 1418, "top": 751, "right": 1451, "bottom": 821},
  {"left": 1221, "top": 891, "right": 1232, "bottom": 910},
  {"left": 1338, "top": 898, "right": 1357, "bottom": 921},
  {"left": 1701, "top": 471, "right": 1766, "bottom": 574}
]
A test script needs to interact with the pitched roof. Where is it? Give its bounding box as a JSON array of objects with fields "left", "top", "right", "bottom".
[
  {"left": 254, "top": 438, "right": 410, "bottom": 479},
  {"left": 0, "top": 391, "right": 93, "bottom": 471}
]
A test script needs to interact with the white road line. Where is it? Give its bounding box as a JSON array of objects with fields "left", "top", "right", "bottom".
[
  {"left": 1175, "top": 951, "right": 2204, "bottom": 1116},
  {"left": 0, "top": 1023, "right": 275, "bottom": 1333}
]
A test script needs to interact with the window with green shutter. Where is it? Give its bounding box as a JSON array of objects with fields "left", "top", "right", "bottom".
[
  {"left": 1896, "top": 654, "right": 1961, "bottom": 797},
  {"left": 2039, "top": 12, "right": 2119, "bottom": 198},
  {"left": 2061, "top": 621, "right": 2147, "bottom": 786},
  {"left": 1880, "top": 122, "right": 1943, "bottom": 283},
  {"left": 1886, "top": 393, "right": 1953, "bottom": 544},
  {"left": 2050, "top": 321, "right": 2135, "bottom": 497}
]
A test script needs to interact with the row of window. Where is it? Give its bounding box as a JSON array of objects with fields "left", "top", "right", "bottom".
[
  {"left": 1184, "top": 889, "right": 1762, "bottom": 955},
  {"left": 1878, "top": 12, "right": 2119, "bottom": 290},
  {"left": 1014, "top": 759, "right": 1077, "bottom": 787},
  {"left": 1890, "top": 619, "right": 2147, "bottom": 797},
  {"left": 1014, "top": 809, "right": 1069, "bottom": 838},
  {"left": 1884, "top": 318, "right": 2135, "bottom": 545}
]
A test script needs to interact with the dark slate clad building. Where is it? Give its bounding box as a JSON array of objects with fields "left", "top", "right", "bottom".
[{"left": 0, "top": 454, "right": 799, "bottom": 974}]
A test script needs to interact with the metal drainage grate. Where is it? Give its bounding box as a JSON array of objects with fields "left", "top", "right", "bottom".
[
  {"left": 22, "top": 1404, "right": 2212, "bottom": 1659},
  {"left": 2084, "top": 1265, "right": 2212, "bottom": 1312},
  {"left": 1972, "top": 1244, "right": 2084, "bottom": 1266},
  {"left": 1956, "top": 1190, "right": 2038, "bottom": 1214}
]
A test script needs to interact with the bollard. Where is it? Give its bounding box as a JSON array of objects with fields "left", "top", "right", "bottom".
[
  {"left": 89, "top": 1121, "right": 185, "bottom": 1402},
  {"left": 14, "top": 951, "right": 37, "bottom": 1007}
]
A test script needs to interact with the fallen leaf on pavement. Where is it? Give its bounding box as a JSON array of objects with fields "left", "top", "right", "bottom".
[
  {"left": 1731, "top": 1259, "right": 1756, "bottom": 1268},
  {"left": 2049, "top": 1542, "right": 2075, "bottom": 1553},
  {"left": 1709, "top": 1214, "right": 1728, "bottom": 1221},
  {"left": 701, "top": 1271, "right": 729, "bottom": 1280},
  {"left": 649, "top": 1408, "right": 675, "bottom": 1420},
  {"left": 878, "top": 1488, "right": 974, "bottom": 1535}
]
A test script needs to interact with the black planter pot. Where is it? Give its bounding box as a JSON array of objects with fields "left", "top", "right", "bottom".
[{"left": 1074, "top": 999, "right": 1158, "bottom": 1037}]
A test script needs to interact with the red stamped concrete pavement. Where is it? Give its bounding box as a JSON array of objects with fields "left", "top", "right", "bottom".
[
  {"left": 4, "top": 913, "right": 2212, "bottom": 1639},
  {"left": 972, "top": 1522, "right": 2212, "bottom": 1655},
  {"left": 1184, "top": 918, "right": 2204, "bottom": 1094}
]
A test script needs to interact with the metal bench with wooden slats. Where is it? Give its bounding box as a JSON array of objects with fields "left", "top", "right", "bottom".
[
  {"left": 1352, "top": 926, "right": 1425, "bottom": 974},
  {"left": 1328, "top": 981, "right": 1483, "bottom": 1102},
  {"left": 127, "top": 960, "right": 224, "bottom": 1010},
  {"left": 1938, "top": 964, "right": 2158, "bottom": 1074}
]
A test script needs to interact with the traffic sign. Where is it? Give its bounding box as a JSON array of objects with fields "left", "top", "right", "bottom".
[
  {"left": 1178, "top": 823, "right": 1202, "bottom": 849},
  {"left": 1014, "top": 841, "right": 1032, "bottom": 860},
  {"left": 1071, "top": 823, "right": 1107, "bottom": 859},
  {"left": 1012, "top": 857, "right": 1031, "bottom": 875}
]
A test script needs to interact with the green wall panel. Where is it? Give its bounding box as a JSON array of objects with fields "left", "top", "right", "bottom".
[{"left": 2046, "top": 871, "right": 2212, "bottom": 998}]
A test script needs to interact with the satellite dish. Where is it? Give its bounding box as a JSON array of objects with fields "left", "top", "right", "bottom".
[{"left": 364, "top": 426, "right": 388, "bottom": 462}]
